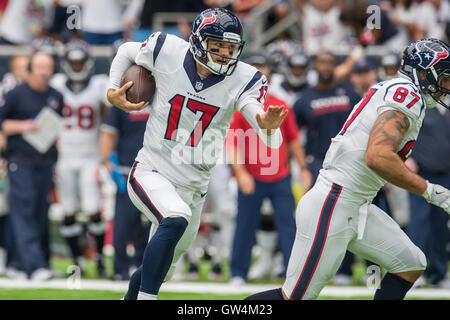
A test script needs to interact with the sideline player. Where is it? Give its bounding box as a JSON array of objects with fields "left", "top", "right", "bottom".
[
  {"left": 246, "top": 38, "right": 450, "bottom": 300},
  {"left": 51, "top": 40, "right": 110, "bottom": 276},
  {"left": 107, "top": 8, "right": 287, "bottom": 300}
]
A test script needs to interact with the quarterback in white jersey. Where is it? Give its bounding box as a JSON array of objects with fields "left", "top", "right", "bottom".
[
  {"left": 107, "top": 8, "right": 286, "bottom": 300},
  {"left": 50, "top": 41, "right": 109, "bottom": 275},
  {"left": 247, "top": 39, "right": 450, "bottom": 300}
]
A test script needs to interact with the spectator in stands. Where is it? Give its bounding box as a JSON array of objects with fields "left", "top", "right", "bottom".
[
  {"left": 381, "top": 0, "right": 421, "bottom": 43},
  {"left": 176, "top": 0, "right": 228, "bottom": 40},
  {"left": 350, "top": 57, "right": 378, "bottom": 96},
  {"left": 0, "top": 0, "right": 8, "bottom": 17},
  {"left": 340, "top": 0, "right": 407, "bottom": 53},
  {"left": 415, "top": 0, "right": 449, "bottom": 41},
  {"left": 48, "top": 1, "right": 81, "bottom": 43},
  {"left": 377, "top": 50, "right": 402, "bottom": 81},
  {"left": 100, "top": 103, "right": 151, "bottom": 281},
  {"left": 0, "top": 52, "right": 63, "bottom": 281},
  {"left": 57, "top": 0, "right": 145, "bottom": 44},
  {"left": 227, "top": 54, "right": 310, "bottom": 285},
  {"left": 293, "top": 0, "right": 349, "bottom": 55},
  {"left": 0, "top": 0, "right": 53, "bottom": 45},
  {"left": 230, "top": 0, "right": 264, "bottom": 20},
  {"left": 406, "top": 105, "right": 450, "bottom": 289},
  {"left": 292, "top": 50, "right": 360, "bottom": 183}
]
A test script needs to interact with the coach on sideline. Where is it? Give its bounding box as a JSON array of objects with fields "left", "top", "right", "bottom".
[{"left": 0, "top": 52, "right": 63, "bottom": 281}]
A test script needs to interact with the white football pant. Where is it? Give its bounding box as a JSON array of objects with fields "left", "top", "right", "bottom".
[
  {"left": 127, "top": 161, "right": 206, "bottom": 281},
  {"left": 282, "top": 174, "right": 426, "bottom": 300},
  {"left": 56, "top": 157, "right": 102, "bottom": 216}
]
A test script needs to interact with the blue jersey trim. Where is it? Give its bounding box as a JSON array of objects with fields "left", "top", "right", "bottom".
[
  {"left": 183, "top": 50, "right": 226, "bottom": 93},
  {"left": 153, "top": 33, "right": 167, "bottom": 65},
  {"left": 238, "top": 71, "right": 263, "bottom": 99},
  {"left": 382, "top": 82, "right": 416, "bottom": 101}
]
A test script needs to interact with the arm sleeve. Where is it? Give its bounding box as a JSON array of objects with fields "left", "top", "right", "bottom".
[
  {"left": 240, "top": 103, "right": 283, "bottom": 149},
  {"left": 108, "top": 41, "right": 142, "bottom": 90},
  {"left": 235, "top": 70, "right": 266, "bottom": 112}
]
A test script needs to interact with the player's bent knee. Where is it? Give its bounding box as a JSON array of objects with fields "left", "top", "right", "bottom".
[
  {"left": 395, "top": 246, "right": 427, "bottom": 275},
  {"left": 416, "top": 248, "right": 427, "bottom": 271},
  {"left": 156, "top": 216, "right": 188, "bottom": 241}
]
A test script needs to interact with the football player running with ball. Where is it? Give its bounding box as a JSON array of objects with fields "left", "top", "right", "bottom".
[
  {"left": 246, "top": 38, "right": 450, "bottom": 300},
  {"left": 107, "top": 8, "right": 287, "bottom": 300}
]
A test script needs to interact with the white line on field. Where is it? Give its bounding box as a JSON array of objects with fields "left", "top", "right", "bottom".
[{"left": 0, "top": 278, "right": 449, "bottom": 299}]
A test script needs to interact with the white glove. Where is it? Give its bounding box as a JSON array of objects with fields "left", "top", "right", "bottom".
[{"left": 422, "top": 181, "right": 450, "bottom": 214}]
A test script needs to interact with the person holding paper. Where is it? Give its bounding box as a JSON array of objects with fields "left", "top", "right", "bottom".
[{"left": 0, "top": 51, "right": 63, "bottom": 281}]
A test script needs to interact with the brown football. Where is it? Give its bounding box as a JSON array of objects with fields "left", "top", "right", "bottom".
[{"left": 120, "top": 64, "right": 155, "bottom": 104}]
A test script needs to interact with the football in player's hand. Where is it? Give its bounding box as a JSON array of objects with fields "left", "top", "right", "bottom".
[{"left": 120, "top": 64, "right": 155, "bottom": 104}]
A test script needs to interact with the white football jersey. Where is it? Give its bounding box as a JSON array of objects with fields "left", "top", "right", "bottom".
[
  {"left": 133, "top": 32, "right": 268, "bottom": 192},
  {"left": 51, "top": 73, "right": 109, "bottom": 159},
  {"left": 320, "top": 76, "right": 426, "bottom": 199}
]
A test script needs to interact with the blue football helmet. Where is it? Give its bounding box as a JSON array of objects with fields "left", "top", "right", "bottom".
[
  {"left": 61, "top": 40, "right": 95, "bottom": 83},
  {"left": 400, "top": 38, "right": 450, "bottom": 108},
  {"left": 189, "top": 8, "right": 245, "bottom": 76}
]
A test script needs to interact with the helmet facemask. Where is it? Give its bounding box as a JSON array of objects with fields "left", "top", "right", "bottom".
[
  {"left": 61, "top": 47, "right": 94, "bottom": 83},
  {"left": 190, "top": 32, "right": 244, "bottom": 76},
  {"left": 415, "top": 68, "right": 450, "bottom": 109}
]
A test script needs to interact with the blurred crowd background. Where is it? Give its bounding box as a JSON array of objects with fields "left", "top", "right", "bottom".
[{"left": 0, "top": 0, "right": 448, "bottom": 290}]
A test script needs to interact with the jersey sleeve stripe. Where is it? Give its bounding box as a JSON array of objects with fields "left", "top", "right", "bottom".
[
  {"left": 382, "top": 82, "right": 417, "bottom": 101},
  {"left": 153, "top": 32, "right": 167, "bottom": 65},
  {"left": 238, "top": 71, "right": 263, "bottom": 99}
]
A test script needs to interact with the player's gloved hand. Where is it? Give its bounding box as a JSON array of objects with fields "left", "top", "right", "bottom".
[{"left": 422, "top": 181, "right": 450, "bottom": 214}]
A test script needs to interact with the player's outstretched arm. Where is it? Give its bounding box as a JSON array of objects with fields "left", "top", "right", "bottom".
[
  {"left": 240, "top": 103, "right": 285, "bottom": 149},
  {"left": 365, "top": 109, "right": 427, "bottom": 194}
]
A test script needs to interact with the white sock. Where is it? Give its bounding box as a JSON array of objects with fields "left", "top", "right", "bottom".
[{"left": 137, "top": 291, "right": 157, "bottom": 300}]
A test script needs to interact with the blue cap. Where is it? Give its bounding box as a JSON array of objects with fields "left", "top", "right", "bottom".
[{"left": 353, "top": 58, "right": 376, "bottom": 73}]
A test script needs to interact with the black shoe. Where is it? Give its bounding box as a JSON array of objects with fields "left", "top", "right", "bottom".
[{"left": 96, "top": 255, "right": 107, "bottom": 278}]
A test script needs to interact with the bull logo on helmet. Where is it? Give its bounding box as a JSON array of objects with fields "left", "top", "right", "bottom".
[
  {"left": 418, "top": 48, "right": 449, "bottom": 69},
  {"left": 197, "top": 14, "right": 216, "bottom": 31}
]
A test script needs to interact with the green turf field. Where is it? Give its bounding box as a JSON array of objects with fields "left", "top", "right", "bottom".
[
  {"left": 0, "top": 288, "right": 374, "bottom": 300},
  {"left": 0, "top": 257, "right": 448, "bottom": 300}
]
